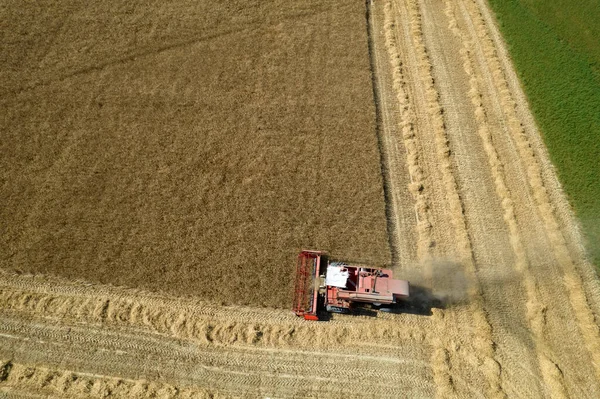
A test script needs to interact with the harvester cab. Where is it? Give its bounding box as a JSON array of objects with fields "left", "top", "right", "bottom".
[{"left": 292, "top": 250, "right": 410, "bottom": 320}]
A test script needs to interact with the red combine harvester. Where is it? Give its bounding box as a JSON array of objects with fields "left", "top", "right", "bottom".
[{"left": 292, "top": 250, "right": 410, "bottom": 320}]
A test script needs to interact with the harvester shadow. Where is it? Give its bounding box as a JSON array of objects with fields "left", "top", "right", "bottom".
[{"left": 391, "top": 284, "right": 450, "bottom": 316}]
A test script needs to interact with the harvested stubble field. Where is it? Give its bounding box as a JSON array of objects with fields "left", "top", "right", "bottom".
[{"left": 1, "top": 0, "right": 600, "bottom": 398}]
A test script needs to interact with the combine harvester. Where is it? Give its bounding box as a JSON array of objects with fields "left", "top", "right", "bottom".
[{"left": 293, "top": 250, "right": 410, "bottom": 320}]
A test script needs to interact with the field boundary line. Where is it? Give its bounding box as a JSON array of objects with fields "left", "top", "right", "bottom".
[
  {"left": 459, "top": 0, "right": 600, "bottom": 384},
  {"left": 472, "top": 0, "right": 600, "bottom": 323}
]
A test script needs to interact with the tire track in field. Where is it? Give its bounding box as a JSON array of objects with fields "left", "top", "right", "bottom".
[
  {"left": 0, "top": 357, "right": 422, "bottom": 399},
  {"left": 458, "top": 0, "right": 600, "bottom": 387},
  {"left": 379, "top": 4, "right": 451, "bottom": 392},
  {"left": 394, "top": 2, "right": 454, "bottom": 390},
  {"left": 0, "top": 307, "right": 432, "bottom": 398},
  {"left": 443, "top": 2, "right": 568, "bottom": 396},
  {"left": 0, "top": 316, "right": 424, "bottom": 397}
]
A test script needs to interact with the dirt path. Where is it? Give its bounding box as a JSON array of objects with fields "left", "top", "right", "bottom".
[{"left": 1, "top": 0, "right": 600, "bottom": 397}]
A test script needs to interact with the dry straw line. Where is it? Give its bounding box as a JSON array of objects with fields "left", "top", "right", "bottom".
[
  {"left": 400, "top": 0, "right": 503, "bottom": 397},
  {"left": 445, "top": 1, "right": 569, "bottom": 396},
  {"left": 381, "top": 4, "right": 454, "bottom": 394},
  {"left": 460, "top": 0, "right": 600, "bottom": 383},
  {"left": 0, "top": 360, "right": 219, "bottom": 399},
  {"left": 0, "top": 274, "right": 422, "bottom": 350},
  {"left": 407, "top": 0, "right": 468, "bottom": 260},
  {"left": 382, "top": 0, "right": 434, "bottom": 262},
  {"left": 367, "top": 0, "right": 406, "bottom": 268}
]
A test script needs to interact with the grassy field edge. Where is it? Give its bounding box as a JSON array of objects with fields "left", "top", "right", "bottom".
[{"left": 486, "top": 0, "right": 600, "bottom": 268}]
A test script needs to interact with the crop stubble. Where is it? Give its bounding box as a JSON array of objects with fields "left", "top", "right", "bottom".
[
  {"left": 373, "top": 0, "right": 600, "bottom": 397},
  {"left": 0, "top": 271, "right": 435, "bottom": 398},
  {"left": 377, "top": 1, "right": 501, "bottom": 396},
  {"left": 1, "top": 0, "right": 600, "bottom": 398}
]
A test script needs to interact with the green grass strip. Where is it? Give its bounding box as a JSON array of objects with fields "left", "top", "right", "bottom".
[{"left": 487, "top": 0, "right": 600, "bottom": 267}]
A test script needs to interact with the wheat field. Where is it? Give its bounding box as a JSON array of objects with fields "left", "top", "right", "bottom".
[
  {"left": 0, "top": 0, "right": 390, "bottom": 307},
  {"left": 1, "top": 0, "right": 600, "bottom": 398}
]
